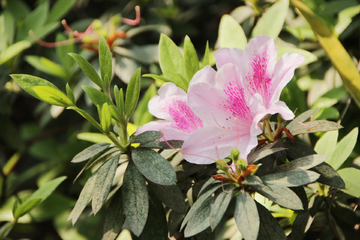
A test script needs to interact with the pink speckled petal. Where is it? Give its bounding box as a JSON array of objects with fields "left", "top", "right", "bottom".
[
  {"left": 271, "top": 52, "right": 305, "bottom": 103},
  {"left": 189, "top": 65, "right": 216, "bottom": 87}
]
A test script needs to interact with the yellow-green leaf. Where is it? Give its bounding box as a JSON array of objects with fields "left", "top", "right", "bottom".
[
  {"left": 25, "top": 56, "right": 68, "bottom": 79},
  {"left": 291, "top": 0, "right": 360, "bottom": 108},
  {"left": 0, "top": 40, "right": 31, "bottom": 65},
  {"left": 218, "top": 14, "right": 247, "bottom": 49},
  {"left": 32, "top": 86, "right": 74, "bottom": 107}
]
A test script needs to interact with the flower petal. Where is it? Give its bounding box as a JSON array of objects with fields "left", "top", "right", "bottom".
[
  {"left": 214, "top": 48, "right": 245, "bottom": 70},
  {"left": 268, "top": 100, "right": 295, "bottom": 120},
  {"left": 189, "top": 65, "right": 216, "bottom": 87},
  {"left": 135, "top": 120, "right": 188, "bottom": 140},
  {"left": 271, "top": 52, "right": 305, "bottom": 103}
]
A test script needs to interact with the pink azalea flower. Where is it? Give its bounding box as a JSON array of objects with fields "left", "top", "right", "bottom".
[
  {"left": 214, "top": 35, "right": 305, "bottom": 120},
  {"left": 182, "top": 64, "right": 264, "bottom": 164},
  {"left": 135, "top": 82, "right": 203, "bottom": 140}
]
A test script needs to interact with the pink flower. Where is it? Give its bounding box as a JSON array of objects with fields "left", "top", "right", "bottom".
[
  {"left": 181, "top": 64, "right": 264, "bottom": 164},
  {"left": 215, "top": 35, "right": 305, "bottom": 120},
  {"left": 135, "top": 82, "right": 203, "bottom": 140}
]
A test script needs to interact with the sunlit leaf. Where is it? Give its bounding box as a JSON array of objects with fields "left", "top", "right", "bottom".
[
  {"left": 25, "top": 56, "right": 68, "bottom": 79},
  {"left": 0, "top": 41, "right": 31, "bottom": 65},
  {"left": 184, "top": 35, "right": 200, "bottom": 80},
  {"left": 99, "top": 36, "right": 113, "bottom": 88},
  {"left": 32, "top": 86, "right": 74, "bottom": 107},
  {"left": 13, "top": 198, "right": 42, "bottom": 219},
  {"left": 125, "top": 68, "right": 141, "bottom": 119},
  {"left": 338, "top": 168, "right": 360, "bottom": 197},
  {"left": 218, "top": 14, "right": 247, "bottom": 49},
  {"left": 69, "top": 53, "right": 103, "bottom": 88}
]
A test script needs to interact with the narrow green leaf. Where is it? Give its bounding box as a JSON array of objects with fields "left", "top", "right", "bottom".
[
  {"left": 249, "top": 147, "right": 287, "bottom": 164},
  {"left": 200, "top": 41, "right": 210, "bottom": 69},
  {"left": 184, "top": 197, "right": 212, "bottom": 237},
  {"left": 261, "top": 169, "right": 320, "bottom": 187},
  {"left": 11, "top": 74, "right": 58, "bottom": 100},
  {"left": 109, "top": 105, "right": 124, "bottom": 124},
  {"left": 92, "top": 156, "right": 118, "bottom": 214},
  {"left": 131, "top": 148, "right": 176, "bottom": 186},
  {"left": 69, "top": 53, "right": 103, "bottom": 88},
  {"left": 122, "top": 161, "right": 149, "bottom": 237},
  {"left": 313, "top": 162, "right": 345, "bottom": 188},
  {"left": 125, "top": 68, "right": 141, "bottom": 119},
  {"left": 68, "top": 170, "right": 98, "bottom": 225},
  {"left": 77, "top": 132, "right": 113, "bottom": 144},
  {"left": 251, "top": 0, "right": 289, "bottom": 38},
  {"left": 159, "top": 34, "right": 188, "bottom": 90},
  {"left": 32, "top": 86, "right": 74, "bottom": 107},
  {"left": 210, "top": 187, "right": 234, "bottom": 230},
  {"left": 72, "top": 143, "right": 111, "bottom": 163},
  {"left": 29, "top": 176, "right": 67, "bottom": 203},
  {"left": 234, "top": 190, "right": 259, "bottom": 240},
  {"left": 14, "top": 198, "right": 42, "bottom": 219},
  {"left": 181, "top": 184, "right": 222, "bottom": 230},
  {"left": 25, "top": 56, "right": 68, "bottom": 79},
  {"left": 256, "top": 202, "right": 287, "bottom": 240},
  {"left": 47, "top": 0, "right": 76, "bottom": 23},
  {"left": 100, "top": 103, "right": 112, "bottom": 132},
  {"left": 292, "top": 0, "right": 360, "bottom": 108},
  {"left": 132, "top": 131, "right": 161, "bottom": 144},
  {"left": 290, "top": 120, "right": 342, "bottom": 136},
  {"left": 277, "top": 47, "right": 317, "bottom": 67},
  {"left": 99, "top": 36, "right": 113, "bottom": 88},
  {"left": 68, "top": 107, "right": 103, "bottom": 132},
  {"left": 286, "top": 108, "right": 318, "bottom": 132},
  {"left": 114, "top": 86, "right": 125, "bottom": 119},
  {"left": 66, "top": 83, "right": 76, "bottom": 104},
  {"left": 197, "top": 178, "right": 217, "bottom": 196},
  {"left": 102, "top": 190, "right": 126, "bottom": 240},
  {"left": 252, "top": 183, "right": 303, "bottom": 210},
  {"left": 289, "top": 210, "right": 312, "bottom": 240},
  {"left": 138, "top": 193, "right": 168, "bottom": 240},
  {"left": 218, "top": 14, "right": 247, "bottom": 49},
  {"left": 139, "top": 140, "right": 184, "bottom": 149},
  {"left": 242, "top": 175, "right": 263, "bottom": 186},
  {"left": 0, "top": 40, "right": 31, "bottom": 65},
  {"left": 184, "top": 35, "right": 200, "bottom": 80},
  {"left": 326, "top": 127, "right": 358, "bottom": 170},
  {"left": 148, "top": 181, "right": 186, "bottom": 213},
  {"left": 0, "top": 222, "right": 15, "bottom": 240},
  {"left": 273, "top": 154, "right": 327, "bottom": 173},
  {"left": 82, "top": 85, "right": 114, "bottom": 107},
  {"left": 337, "top": 168, "right": 360, "bottom": 197},
  {"left": 56, "top": 33, "right": 75, "bottom": 70}
]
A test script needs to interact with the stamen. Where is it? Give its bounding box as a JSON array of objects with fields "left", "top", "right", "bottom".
[
  {"left": 211, "top": 111, "right": 232, "bottom": 131},
  {"left": 29, "top": 30, "right": 82, "bottom": 47},
  {"left": 61, "top": 20, "right": 93, "bottom": 38},
  {"left": 122, "top": 5, "right": 141, "bottom": 26}
]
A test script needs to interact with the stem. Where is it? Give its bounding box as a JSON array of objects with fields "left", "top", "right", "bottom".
[{"left": 106, "top": 131, "right": 126, "bottom": 152}]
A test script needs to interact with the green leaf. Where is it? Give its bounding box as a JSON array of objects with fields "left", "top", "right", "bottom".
[
  {"left": 218, "top": 14, "right": 247, "bottom": 49},
  {"left": 82, "top": 85, "right": 114, "bottom": 107},
  {"left": 159, "top": 34, "right": 188, "bottom": 91},
  {"left": 99, "top": 36, "right": 113, "bottom": 88},
  {"left": 0, "top": 40, "right": 31, "bottom": 65},
  {"left": 66, "top": 83, "right": 76, "bottom": 104},
  {"left": 68, "top": 170, "right": 98, "bottom": 225},
  {"left": 138, "top": 193, "right": 168, "bottom": 240},
  {"left": 252, "top": 183, "right": 303, "bottom": 210},
  {"left": 69, "top": 53, "right": 103, "bottom": 88},
  {"left": 68, "top": 107, "right": 103, "bottom": 132},
  {"left": 25, "top": 56, "right": 68, "bottom": 79},
  {"left": 131, "top": 148, "right": 176, "bottom": 186},
  {"left": 148, "top": 181, "right": 186, "bottom": 213},
  {"left": 277, "top": 47, "right": 317, "bottom": 67},
  {"left": 256, "top": 202, "right": 287, "bottom": 240},
  {"left": 292, "top": 0, "right": 360, "bottom": 108},
  {"left": 289, "top": 211, "right": 312, "bottom": 240},
  {"left": 32, "top": 86, "right": 74, "bottom": 107},
  {"left": 184, "top": 35, "right": 200, "bottom": 80},
  {"left": 286, "top": 108, "right": 318, "bottom": 132},
  {"left": 326, "top": 127, "right": 358, "bottom": 170},
  {"left": 114, "top": 86, "right": 125, "bottom": 119},
  {"left": 0, "top": 222, "right": 15, "bottom": 240},
  {"left": 242, "top": 175, "right": 263, "bottom": 186},
  {"left": 184, "top": 197, "right": 212, "bottom": 237},
  {"left": 77, "top": 132, "right": 113, "bottom": 144},
  {"left": 29, "top": 176, "right": 67, "bottom": 203},
  {"left": 13, "top": 198, "right": 42, "bottom": 219},
  {"left": 125, "top": 68, "right": 141, "bottom": 119},
  {"left": 132, "top": 131, "right": 161, "bottom": 144},
  {"left": 92, "top": 156, "right": 118, "bottom": 214},
  {"left": 273, "top": 154, "right": 327, "bottom": 173},
  {"left": 122, "top": 160, "right": 149, "bottom": 237},
  {"left": 181, "top": 184, "right": 222, "bottom": 230},
  {"left": 249, "top": 147, "right": 287, "bottom": 164},
  {"left": 56, "top": 33, "right": 74, "bottom": 70},
  {"left": 200, "top": 41, "right": 210, "bottom": 68},
  {"left": 338, "top": 168, "right": 360, "bottom": 197},
  {"left": 251, "top": 0, "right": 289, "bottom": 38},
  {"left": 47, "top": 0, "right": 76, "bottom": 23},
  {"left": 11, "top": 74, "right": 58, "bottom": 100},
  {"left": 6, "top": 0, "right": 30, "bottom": 21},
  {"left": 313, "top": 162, "right": 345, "bottom": 188},
  {"left": 100, "top": 103, "right": 112, "bottom": 132},
  {"left": 261, "top": 169, "right": 320, "bottom": 187},
  {"left": 133, "top": 83, "right": 157, "bottom": 126},
  {"left": 26, "top": 22, "right": 60, "bottom": 43},
  {"left": 234, "top": 190, "right": 259, "bottom": 240},
  {"left": 290, "top": 120, "right": 342, "bottom": 136},
  {"left": 103, "top": 190, "right": 126, "bottom": 240},
  {"left": 210, "top": 187, "right": 234, "bottom": 230},
  {"left": 314, "top": 130, "right": 339, "bottom": 157}
]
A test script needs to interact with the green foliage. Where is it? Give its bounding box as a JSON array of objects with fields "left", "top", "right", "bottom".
[
  {"left": 125, "top": 68, "right": 141, "bottom": 120},
  {"left": 218, "top": 14, "right": 247, "bottom": 49},
  {"left": 99, "top": 36, "right": 113, "bottom": 89}
]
